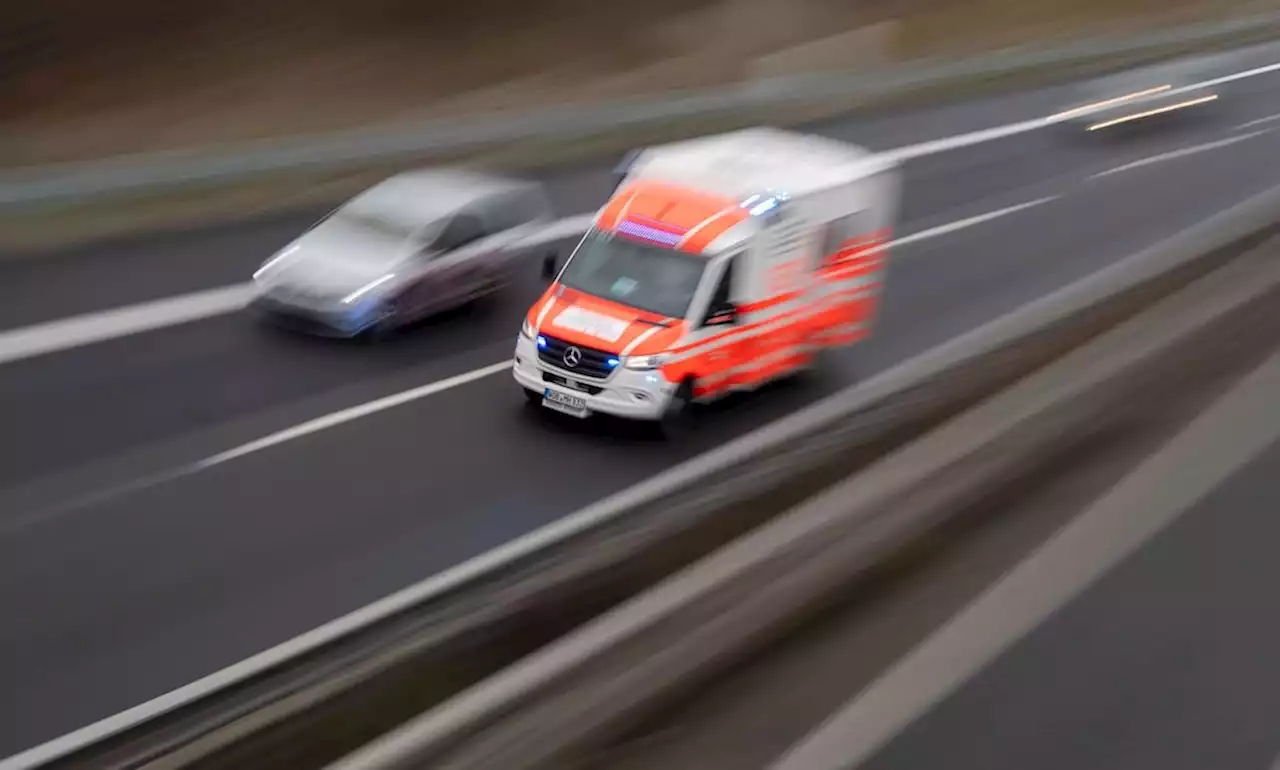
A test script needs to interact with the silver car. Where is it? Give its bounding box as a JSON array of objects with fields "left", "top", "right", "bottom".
[{"left": 250, "top": 168, "right": 555, "bottom": 337}]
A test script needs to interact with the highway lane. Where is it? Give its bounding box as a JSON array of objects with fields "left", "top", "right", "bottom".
[
  {"left": 0, "top": 88, "right": 1063, "bottom": 329},
  {"left": 0, "top": 131, "right": 1135, "bottom": 487},
  {"left": 846, "top": 393, "right": 1280, "bottom": 770},
  {"left": 4, "top": 112, "right": 1280, "bottom": 755},
  {"left": 6, "top": 50, "right": 1280, "bottom": 754},
  {"left": 5, "top": 96, "right": 1280, "bottom": 490}
]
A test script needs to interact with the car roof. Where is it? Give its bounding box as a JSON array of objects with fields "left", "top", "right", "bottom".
[{"left": 342, "top": 168, "right": 535, "bottom": 227}]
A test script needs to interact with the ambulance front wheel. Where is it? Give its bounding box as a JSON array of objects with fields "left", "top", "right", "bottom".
[{"left": 656, "top": 379, "right": 696, "bottom": 439}]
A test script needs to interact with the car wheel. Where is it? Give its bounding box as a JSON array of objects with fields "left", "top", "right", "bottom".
[
  {"left": 655, "top": 379, "right": 696, "bottom": 439},
  {"left": 474, "top": 272, "right": 506, "bottom": 307},
  {"left": 522, "top": 388, "right": 544, "bottom": 407}
]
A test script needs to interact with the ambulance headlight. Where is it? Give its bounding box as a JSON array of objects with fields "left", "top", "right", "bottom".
[
  {"left": 624, "top": 354, "right": 668, "bottom": 371},
  {"left": 520, "top": 319, "right": 535, "bottom": 340}
]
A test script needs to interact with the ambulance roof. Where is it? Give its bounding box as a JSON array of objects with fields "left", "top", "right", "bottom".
[{"left": 625, "top": 127, "right": 889, "bottom": 201}]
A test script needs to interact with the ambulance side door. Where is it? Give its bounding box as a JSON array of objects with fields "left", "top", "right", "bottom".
[
  {"left": 687, "top": 253, "right": 747, "bottom": 399},
  {"left": 744, "top": 211, "right": 812, "bottom": 386}
]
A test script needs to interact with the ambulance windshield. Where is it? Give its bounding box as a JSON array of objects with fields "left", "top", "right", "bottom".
[{"left": 558, "top": 229, "right": 708, "bottom": 320}]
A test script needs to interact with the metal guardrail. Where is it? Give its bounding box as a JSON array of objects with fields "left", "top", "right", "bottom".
[
  {"left": 6, "top": 157, "right": 1280, "bottom": 770},
  {"left": 3, "top": 12, "right": 1280, "bottom": 209}
]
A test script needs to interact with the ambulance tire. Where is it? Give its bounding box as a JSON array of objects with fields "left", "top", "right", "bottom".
[
  {"left": 522, "top": 388, "right": 544, "bottom": 407},
  {"left": 797, "top": 343, "right": 835, "bottom": 385},
  {"left": 655, "top": 379, "right": 696, "bottom": 439}
]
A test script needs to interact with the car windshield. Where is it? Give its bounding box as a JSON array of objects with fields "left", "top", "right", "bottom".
[
  {"left": 558, "top": 230, "right": 708, "bottom": 320},
  {"left": 331, "top": 208, "right": 427, "bottom": 243}
]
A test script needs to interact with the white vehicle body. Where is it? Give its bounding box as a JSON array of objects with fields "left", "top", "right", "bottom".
[
  {"left": 513, "top": 126, "right": 902, "bottom": 426},
  {"left": 250, "top": 168, "right": 554, "bottom": 337}
]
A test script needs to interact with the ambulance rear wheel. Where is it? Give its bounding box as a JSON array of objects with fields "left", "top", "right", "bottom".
[{"left": 655, "top": 380, "right": 696, "bottom": 439}]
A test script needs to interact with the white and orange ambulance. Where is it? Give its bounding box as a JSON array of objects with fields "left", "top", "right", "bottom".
[{"left": 513, "top": 126, "right": 901, "bottom": 431}]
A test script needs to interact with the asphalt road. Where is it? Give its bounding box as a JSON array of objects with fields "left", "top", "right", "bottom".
[
  {"left": 856, "top": 420, "right": 1280, "bottom": 770},
  {"left": 4, "top": 53, "right": 1280, "bottom": 757},
  {"left": 586, "top": 322, "right": 1280, "bottom": 770}
]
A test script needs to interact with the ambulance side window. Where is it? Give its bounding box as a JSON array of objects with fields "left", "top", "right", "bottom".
[
  {"left": 701, "top": 256, "right": 738, "bottom": 327},
  {"left": 821, "top": 211, "right": 870, "bottom": 264}
]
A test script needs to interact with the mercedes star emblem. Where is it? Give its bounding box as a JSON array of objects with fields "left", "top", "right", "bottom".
[{"left": 563, "top": 346, "right": 583, "bottom": 368}]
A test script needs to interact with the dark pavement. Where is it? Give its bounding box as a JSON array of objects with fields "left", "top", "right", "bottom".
[{"left": 3, "top": 49, "right": 1280, "bottom": 757}]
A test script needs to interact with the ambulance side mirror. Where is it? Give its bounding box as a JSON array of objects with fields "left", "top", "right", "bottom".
[
  {"left": 612, "top": 149, "right": 642, "bottom": 192},
  {"left": 704, "top": 302, "right": 738, "bottom": 327},
  {"left": 540, "top": 252, "right": 558, "bottom": 280}
]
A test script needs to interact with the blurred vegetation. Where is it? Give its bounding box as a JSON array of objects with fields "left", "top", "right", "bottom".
[{"left": 0, "top": 0, "right": 1269, "bottom": 164}]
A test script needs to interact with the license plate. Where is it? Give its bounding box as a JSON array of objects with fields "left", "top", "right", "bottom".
[{"left": 543, "top": 388, "right": 589, "bottom": 418}]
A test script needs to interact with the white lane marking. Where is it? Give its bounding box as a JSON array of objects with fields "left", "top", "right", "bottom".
[
  {"left": 1089, "top": 129, "right": 1273, "bottom": 179},
  {"left": 1236, "top": 112, "right": 1280, "bottom": 130},
  {"left": 194, "top": 362, "right": 512, "bottom": 469},
  {"left": 0, "top": 284, "right": 256, "bottom": 366},
  {"left": 880, "top": 117, "right": 1054, "bottom": 163},
  {"left": 877, "top": 197, "right": 1058, "bottom": 250},
  {"left": 769, "top": 349, "right": 1280, "bottom": 770},
  {"left": 1187, "top": 59, "right": 1280, "bottom": 92}
]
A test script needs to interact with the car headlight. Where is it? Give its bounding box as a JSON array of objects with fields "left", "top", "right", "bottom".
[
  {"left": 624, "top": 354, "right": 668, "bottom": 371},
  {"left": 341, "top": 274, "right": 396, "bottom": 305},
  {"left": 520, "top": 319, "right": 535, "bottom": 340}
]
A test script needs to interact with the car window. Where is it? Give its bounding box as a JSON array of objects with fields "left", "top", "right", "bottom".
[
  {"left": 432, "top": 213, "right": 486, "bottom": 252},
  {"left": 820, "top": 211, "right": 872, "bottom": 264},
  {"left": 487, "top": 187, "right": 549, "bottom": 233}
]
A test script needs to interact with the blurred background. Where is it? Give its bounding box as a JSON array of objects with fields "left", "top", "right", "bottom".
[{"left": 1, "top": 0, "right": 1266, "bottom": 166}]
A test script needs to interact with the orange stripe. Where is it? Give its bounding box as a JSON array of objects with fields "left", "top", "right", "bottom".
[
  {"left": 669, "top": 305, "right": 810, "bottom": 355},
  {"left": 739, "top": 290, "right": 803, "bottom": 314},
  {"left": 740, "top": 352, "right": 809, "bottom": 385},
  {"left": 597, "top": 180, "right": 741, "bottom": 241},
  {"left": 679, "top": 207, "right": 750, "bottom": 254},
  {"left": 820, "top": 259, "right": 884, "bottom": 279},
  {"left": 814, "top": 330, "right": 869, "bottom": 346},
  {"left": 823, "top": 228, "right": 893, "bottom": 266}
]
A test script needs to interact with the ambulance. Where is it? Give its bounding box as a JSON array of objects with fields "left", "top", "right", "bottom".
[{"left": 513, "top": 126, "right": 901, "bottom": 433}]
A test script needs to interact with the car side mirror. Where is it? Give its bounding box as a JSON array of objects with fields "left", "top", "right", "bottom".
[
  {"left": 541, "top": 252, "right": 559, "bottom": 280},
  {"left": 704, "top": 303, "right": 737, "bottom": 326},
  {"left": 612, "top": 149, "right": 642, "bottom": 192}
]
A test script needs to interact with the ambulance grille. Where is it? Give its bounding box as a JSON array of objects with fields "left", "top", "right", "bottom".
[{"left": 537, "top": 334, "right": 617, "bottom": 379}]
